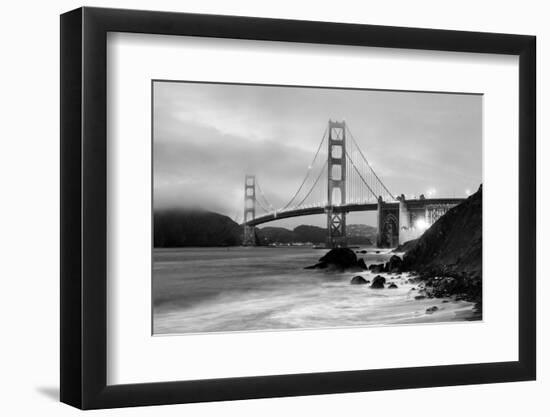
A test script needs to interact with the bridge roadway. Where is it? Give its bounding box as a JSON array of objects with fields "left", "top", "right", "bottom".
[{"left": 244, "top": 197, "right": 466, "bottom": 227}]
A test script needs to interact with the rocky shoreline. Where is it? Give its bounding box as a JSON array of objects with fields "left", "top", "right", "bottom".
[
  {"left": 305, "top": 247, "right": 480, "bottom": 319},
  {"left": 304, "top": 186, "right": 483, "bottom": 320}
]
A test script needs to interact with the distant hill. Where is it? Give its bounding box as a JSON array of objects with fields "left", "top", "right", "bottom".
[
  {"left": 256, "top": 226, "right": 295, "bottom": 244},
  {"left": 154, "top": 208, "right": 377, "bottom": 247},
  {"left": 154, "top": 209, "right": 242, "bottom": 247},
  {"left": 293, "top": 225, "right": 327, "bottom": 243},
  {"left": 347, "top": 224, "right": 377, "bottom": 245},
  {"left": 257, "top": 224, "right": 375, "bottom": 245}
]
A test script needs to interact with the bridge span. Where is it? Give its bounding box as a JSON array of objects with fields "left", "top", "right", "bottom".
[
  {"left": 247, "top": 198, "right": 465, "bottom": 228},
  {"left": 242, "top": 120, "right": 466, "bottom": 248},
  {"left": 244, "top": 197, "right": 465, "bottom": 247}
]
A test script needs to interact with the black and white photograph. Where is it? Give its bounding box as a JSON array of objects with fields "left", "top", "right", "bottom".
[
  {"left": 152, "top": 81, "right": 483, "bottom": 335},
  {"left": 0, "top": 0, "right": 542, "bottom": 413}
]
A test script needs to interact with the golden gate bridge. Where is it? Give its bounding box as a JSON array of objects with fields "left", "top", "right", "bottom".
[{"left": 242, "top": 120, "right": 464, "bottom": 248}]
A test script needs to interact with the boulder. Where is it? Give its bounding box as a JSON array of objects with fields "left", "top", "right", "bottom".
[
  {"left": 370, "top": 275, "right": 386, "bottom": 289},
  {"left": 368, "top": 263, "right": 386, "bottom": 273},
  {"left": 318, "top": 248, "right": 359, "bottom": 271},
  {"left": 357, "top": 258, "right": 368, "bottom": 270},
  {"left": 388, "top": 283, "right": 398, "bottom": 289},
  {"left": 385, "top": 255, "right": 403, "bottom": 273},
  {"left": 360, "top": 250, "right": 367, "bottom": 254},
  {"left": 350, "top": 276, "right": 368, "bottom": 285},
  {"left": 305, "top": 248, "right": 360, "bottom": 271},
  {"left": 426, "top": 306, "right": 439, "bottom": 314},
  {"left": 414, "top": 295, "right": 426, "bottom": 300}
]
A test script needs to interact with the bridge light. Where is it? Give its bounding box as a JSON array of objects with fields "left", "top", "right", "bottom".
[{"left": 414, "top": 218, "right": 428, "bottom": 231}]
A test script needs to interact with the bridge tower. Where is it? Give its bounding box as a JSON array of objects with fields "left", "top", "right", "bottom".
[
  {"left": 326, "top": 120, "right": 347, "bottom": 248},
  {"left": 243, "top": 174, "right": 256, "bottom": 246},
  {"left": 377, "top": 196, "right": 400, "bottom": 248}
]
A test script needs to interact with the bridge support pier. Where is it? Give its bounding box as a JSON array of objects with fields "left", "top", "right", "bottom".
[
  {"left": 326, "top": 120, "right": 347, "bottom": 248},
  {"left": 243, "top": 225, "right": 256, "bottom": 246},
  {"left": 243, "top": 175, "right": 256, "bottom": 246},
  {"left": 377, "top": 197, "right": 400, "bottom": 248},
  {"left": 327, "top": 209, "right": 347, "bottom": 248}
]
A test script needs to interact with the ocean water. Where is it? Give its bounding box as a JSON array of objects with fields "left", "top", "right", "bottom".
[{"left": 153, "top": 246, "right": 477, "bottom": 335}]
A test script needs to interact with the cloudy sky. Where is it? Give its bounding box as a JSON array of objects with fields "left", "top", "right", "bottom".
[{"left": 153, "top": 81, "right": 482, "bottom": 228}]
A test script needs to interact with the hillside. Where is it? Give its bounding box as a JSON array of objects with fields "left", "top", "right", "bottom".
[
  {"left": 154, "top": 208, "right": 377, "bottom": 247},
  {"left": 154, "top": 209, "right": 242, "bottom": 247},
  {"left": 293, "top": 225, "right": 327, "bottom": 243},
  {"left": 256, "top": 227, "right": 295, "bottom": 244},
  {"left": 347, "top": 224, "right": 377, "bottom": 245},
  {"left": 257, "top": 224, "right": 375, "bottom": 245},
  {"left": 402, "top": 185, "right": 482, "bottom": 279}
]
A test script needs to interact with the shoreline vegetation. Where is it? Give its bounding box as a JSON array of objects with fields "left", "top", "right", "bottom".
[{"left": 304, "top": 185, "right": 483, "bottom": 319}]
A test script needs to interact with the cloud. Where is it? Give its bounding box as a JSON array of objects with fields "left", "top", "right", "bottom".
[{"left": 153, "top": 81, "right": 482, "bottom": 226}]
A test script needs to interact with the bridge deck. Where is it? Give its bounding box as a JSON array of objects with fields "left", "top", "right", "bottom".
[{"left": 244, "top": 198, "right": 465, "bottom": 227}]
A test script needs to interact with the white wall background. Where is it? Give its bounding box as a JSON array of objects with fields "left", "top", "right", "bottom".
[{"left": 0, "top": 0, "right": 545, "bottom": 415}]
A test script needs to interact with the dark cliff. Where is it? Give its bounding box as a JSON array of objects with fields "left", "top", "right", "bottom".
[
  {"left": 403, "top": 185, "right": 482, "bottom": 279},
  {"left": 154, "top": 209, "right": 242, "bottom": 247}
]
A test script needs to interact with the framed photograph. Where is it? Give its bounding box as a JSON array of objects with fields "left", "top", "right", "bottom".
[{"left": 60, "top": 7, "right": 536, "bottom": 409}]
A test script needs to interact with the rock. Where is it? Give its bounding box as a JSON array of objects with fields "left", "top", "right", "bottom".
[
  {"left": 350, "top": 276, "right": 368, "bottom": 285},
  {"left": 306, "top": 248, "right": 360, "bottom": 271},
  {"left": 368, "top": 263, "right": 386, "bottom": 273},
  {"left": 421, "top": 275, "right": 482, "bottom": 302},
  {"left": 317, "top": 248, "right": 359, "bottom": 271},
  {"left": 357, "top": 258, "right": 368, "bottom": 270},
  {"left": 304, "top": 262, "right": 327, "bottom": 269},
  {"left": 370, "top": 275, "right": 386, "bottom": 289},
  {"left": 414, "top": 295, "right": 426, "bottom": 300},
  {"left": 411, "top": 287, "right": 416, "bottom": 291},
  {"left": 388, "top": 283, "right": 398, "bottom": 289},
  {"left": 360, "top": 250, "right": 367, "bottom": 254},
  {"left": 442, "top": 300, "right": 450, "bottom": 303},
  {"left": 393, "top": 239, "right": 418, "bottom": 253},
  {"left": 385, "top": 255, "right": 403, "bottom": 273},
  {"left": 426, "top": 306, "right": 439, "bottom": 314}
]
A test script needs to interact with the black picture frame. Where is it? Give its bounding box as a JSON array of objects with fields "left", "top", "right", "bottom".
[{"left": 60, "top": 6, "right": 536, "bottom": 410}]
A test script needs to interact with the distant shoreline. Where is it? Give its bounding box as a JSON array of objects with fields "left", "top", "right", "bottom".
[{"left": 153, "top": 244, "right": 380, "bottom": 250}]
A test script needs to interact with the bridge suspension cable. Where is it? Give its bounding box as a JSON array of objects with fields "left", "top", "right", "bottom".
[
  {"left": 280, "top": 126, "right": 328, "bottom": 211},
  {"left": 345, "top": 149, "right": 378, "bottom": 200},
  {"left": 294, "top": 161, "right": 328, "bottom": 209},
  {"left": 255, "top": 178, "right": 274, "bottom": 213},
  {"left": 246, "top": 121, "right": 396, "bottom": 224},
  {"left": 345, "top": 125, "right": 395, "bottom": 200}
]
